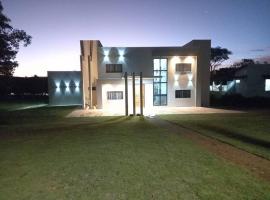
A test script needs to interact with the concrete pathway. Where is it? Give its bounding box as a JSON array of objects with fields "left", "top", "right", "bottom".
[{"left": 67, "top": 107, "right": 244, "bottom": 117}]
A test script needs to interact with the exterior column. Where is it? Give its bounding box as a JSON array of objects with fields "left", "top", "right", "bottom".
[
  {"left": 140, "top": 72, "right": 143, "bottom": 116},
  {"left": 87, "top": 55, "right": 92, "bottom": 108},
  {"left": 125, "top": 72, "right": 128, "bottom": 116},
  {"left": 80, "top": 55, "right": 85, "bottom": 109},
  {"left": 132, "top": 72, "right": 136, "bottom": 116}
]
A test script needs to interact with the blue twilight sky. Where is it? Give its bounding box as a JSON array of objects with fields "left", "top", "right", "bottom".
[{"left": 2, "top": 0, "right": 270, "bottom": 76}]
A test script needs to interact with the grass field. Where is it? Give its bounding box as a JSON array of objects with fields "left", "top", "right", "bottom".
[
  {"left": 160, "top": 112, "right": 270, "bottom": 160},
  {"left": 0, "top": 104, "right": 270, "bottom": 199}
]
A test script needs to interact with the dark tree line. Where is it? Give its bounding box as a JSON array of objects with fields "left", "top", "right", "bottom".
[{"left": 0, "top": 76, "right": 47, "bottom": 97}]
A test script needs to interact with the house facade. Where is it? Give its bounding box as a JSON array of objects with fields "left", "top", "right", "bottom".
[{"left": 80, "top": 40, "right": 210, "bottom": 114}]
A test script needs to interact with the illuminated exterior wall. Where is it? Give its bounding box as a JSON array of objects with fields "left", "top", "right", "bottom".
[
  {"left": 48, "top": 71, "right": 82, "bottom": 106},
  {"left": 80, "top": 40, "right": 211, "bottom": 110}
]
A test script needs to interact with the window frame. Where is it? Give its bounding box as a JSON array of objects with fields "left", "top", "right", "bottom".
[
  {"left": 175, "top": 90, "right": 191, "bottom": 98},
  {"left": 106, "top": 64, "right": 123, "bottom": 73},
  {"left": 175, "top": 63, "right": 192, "bottom": 74},
  {"left": 107, "top": 91, "right": 123, "bottom": 100},
  {"left": 153, "top": 58, "right": 168, "bottom": 106}
]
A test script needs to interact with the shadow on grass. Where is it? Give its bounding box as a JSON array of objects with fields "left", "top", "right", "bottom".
[{"left": 197, "top": 124, "right": 270, "bottom": 149}]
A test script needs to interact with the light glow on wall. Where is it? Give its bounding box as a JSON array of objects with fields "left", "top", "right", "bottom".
[
  {"left": 55, "top": 81, "right": 60, "bottom": 93},
  {"left": 103, "top": 49, "right": 110, "bottom": 62},
  {"left": 53, "top": 79, "right": 82, "bottom": 94},
  {"left": 188, "top": 73, "right": 193, "bottom": 81},
  {"left": 235, "top": 79, "right": 240, "bottom": 83},
  {"left": 171, "top": 56, "right": 181, "bottom": 65},
  {"left": 174, "top": 74, "right": 179, "bottom": 81},
  {"left": 65, "top": 81, "right": 70, "bottom": 93},
  {"left": 188, "top": 80, "right": 193, "bottom": 87},
  {"left": 118, "top": 48, "right": 125, "bottom": 62},
  {"left": 184, "top": 56, "right": 195, "bottom": 64},
  {"left": 265, "top": 79, "right": 270, "bottom": 91}
]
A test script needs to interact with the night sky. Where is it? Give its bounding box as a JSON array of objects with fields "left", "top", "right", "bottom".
[{"left": 2, "top": 0, "right": 270, "bottom": 76}]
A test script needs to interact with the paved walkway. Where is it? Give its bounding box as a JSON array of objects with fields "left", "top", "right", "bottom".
[{"left": 67, "top": 107, "right": 244, "bottom": 117}]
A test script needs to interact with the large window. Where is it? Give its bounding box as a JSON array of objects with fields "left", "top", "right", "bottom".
[
  {"left": 265, "top": 79, "right": 270, "bottom": 91},
  {"left": 106, "top": 64, "right": 122, "bottom": 73},
  {"left": 175, "top": 90, "right": 191, "bottom": 98},
  {"left": 153, "top": 58, "right": 167, "bottom": 106},
  {"left": 107, "top": 91, "right": 123, "bottom": 100}
]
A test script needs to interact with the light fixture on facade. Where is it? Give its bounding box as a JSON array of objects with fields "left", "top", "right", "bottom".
[
  {"left": 65, "top": 81, "right": 70, "bottom": 93},
  {"left": 55, "top": 81, "right": 60, "bottom": 93},
  {"left": 118, "top": 48, "right": 125, "bottom": 62},
  {"left": 185, "top": 56, "right": 195, "bottom": 64},
  {"left": 188, "top": 73, "right": 193, "bottom": 81},
  {"left": 188, "top": 80, "right": 193, "bottom": 87},
  {"left": 103, "top": 49, "right": 110, "bottom": 62},
  {"left": 235, "top": 79, "right": 240, "bottom": 84}
]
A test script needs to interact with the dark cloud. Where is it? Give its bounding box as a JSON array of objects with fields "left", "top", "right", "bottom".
[
  {"left": 250, "top": 46, "right": 270, "bottom": 52},
  {"left": 250, "top": 49, "right": 265, "bottom": 52}
]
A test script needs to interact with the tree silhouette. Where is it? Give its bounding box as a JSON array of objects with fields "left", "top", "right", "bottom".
[
  {"left": 0, "top": 1, "right": 32, "bottom": 76},
  {"left": 211, "top": 47, "right": 232, "bottom": 72}
]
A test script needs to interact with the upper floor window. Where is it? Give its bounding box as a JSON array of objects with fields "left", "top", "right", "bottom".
[
  {"left": 265, "top": 79, "right": 270, "bottom": 91},
  {"left": 106, "top": 64, "right": 122, "bottom": 73},
  {"left": 175, "top": 63, "right": 191, "bottom": 73},
  {"left": 175, "top": 90, "right": 191, "bottom": 98}
]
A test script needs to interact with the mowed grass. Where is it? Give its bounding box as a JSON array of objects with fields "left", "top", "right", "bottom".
[
  {"left": 160, "top": 112, "right": 270, "bottom": 160},
  {"left": 0, "top": 105, "right": 270, "bottom": 199}
]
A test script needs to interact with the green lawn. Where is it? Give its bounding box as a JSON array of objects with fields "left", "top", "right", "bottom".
[
  {"left": 0, "top": 105, "right": 270, "bottom": 199},
  {"left": 160, "top": 112, "right": 270, "bottom": 160}
]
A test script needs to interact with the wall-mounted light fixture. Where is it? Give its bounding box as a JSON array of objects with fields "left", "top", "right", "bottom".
[
  {"left": 185, "top": 56, "right": 195, "bottom": 64},
  {"left": 103, "top": 49, "right": 110, "bottom": 62},
  {"left": 118, "top": 48, "right": 125, "bottom": 62}
]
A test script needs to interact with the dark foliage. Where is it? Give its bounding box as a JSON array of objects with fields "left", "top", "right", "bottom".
[
  {"left": 211, "top": 93, "right": 270, "bottom": 108},
  {"left": 232, "top": 59, "right": 255, "bottom": 68},
  {"left": 0, "top": 75, "right": 48, "bottom": 100},
  {"left": 0, "top": 1, "right": 32, "bottom": 76},
  {"left": 211, "top": 47, "right": 232, "bottom": 72},
  {"left": 211, "top": 67, "right": 239, "bottom": 84}
]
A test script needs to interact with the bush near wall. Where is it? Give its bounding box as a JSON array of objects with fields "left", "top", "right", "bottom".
[{"left": 210, "top": 92, "right": 270, "bottom": 108}]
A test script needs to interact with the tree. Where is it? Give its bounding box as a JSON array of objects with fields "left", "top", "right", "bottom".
[
  {"left": 211, "top": 47, "right": 232, "bottom": 72},
  {"left": 232, "top": 59, "right": 255, "bottom": 68},
  {"left": 0, "top": 1, "right": 32, "bottom": 76}
]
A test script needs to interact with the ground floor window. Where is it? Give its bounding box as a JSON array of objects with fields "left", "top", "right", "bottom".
[
  {"left": 107, "top": 91, "right": 123, "bottom": 100},
  {"left": 175, "top": 90, "right": 191, "bottom": 98},
  {"left": 153, "top": 58, "right": 167, "bottom": 106}
]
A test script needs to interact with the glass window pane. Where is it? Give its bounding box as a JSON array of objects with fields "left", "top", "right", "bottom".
[
  {"left": 154, "top": 83, "right": 160, "bottom": 95},
  {"left": 160, "top": 71, "right": 167, "bottom": 82},
  {"left": 160, "top": 83, "right": 166, "bottom": 94},
  {"left": 154, "top": 59, "right": 160, "bottom": 70},
  {"left": 154, "top": 70, "right": 160, "bottom": 77},
  {"left": 160, "top": 59, "right": 167, "bottom": 70},
  {"left": 160, "top": 95, "right": 167, "bottom": 105},
  {"left": 154, "top": 77, "right": 160, "bottom": 82},
  {"left": 153, "top": 96, "right": 160, "bottom": 106}
]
